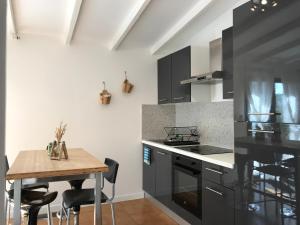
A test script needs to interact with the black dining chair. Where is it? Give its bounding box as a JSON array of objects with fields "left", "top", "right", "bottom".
[
  {"left": 8, "top": 189, "right": 57, "bottom": 225},
  {"left": 56, "top": 179, "right": 86, "bottom": 223},
  {"left": 59, "top": 158, "right": 119, "bottom": 225},
  {"left": 5, "top": 155, "right": 52, "bottom": 225}
]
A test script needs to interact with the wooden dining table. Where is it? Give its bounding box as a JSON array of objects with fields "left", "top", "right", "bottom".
[{"left": 6, "top": 148, "right": 108, "bottom": 225}]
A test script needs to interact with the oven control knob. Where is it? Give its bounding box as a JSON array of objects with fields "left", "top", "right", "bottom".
[
  {"left": 191, "top": 162, "right": 196, "bottom": 165},
  {"left": 176, "top": 156, "right": 180, "bottom": 160}
]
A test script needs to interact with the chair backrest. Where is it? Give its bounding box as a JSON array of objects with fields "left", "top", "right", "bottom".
[
  {"left": 103, "top": 158, "right": 119, "bottom": 184},
  {"left": 5, "top": 155, "right": 9, "bottom": 174}
]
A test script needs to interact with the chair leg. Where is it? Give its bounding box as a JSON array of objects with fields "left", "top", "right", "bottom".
[
  {"left": 110, "top": 202, "right": 116, "bottom": 225},
  {"left": 66, "top": 209, "right": 71, "bottom": 225},
  {"left": 74, "top": 211, "right": 79, "bottom": 225},
  {"left": 59, "top": 200, "right": 64, "bottom": 225},
  {"left": 5, "top": 197, "right": 8, "bottom": 225},
  {"left": 47, "top": 204, "right": 53, "bottom": 225},
  {"left": 28, "top": 206, "right": 42, "bottom": 225},
  {"left": 7, "top": 201, "right": 11, "bottom": 225}
]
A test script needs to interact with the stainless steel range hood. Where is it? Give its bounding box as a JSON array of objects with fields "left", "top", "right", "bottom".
[{"left": 181, "top": 38, "right": 223, "bottom": 85}]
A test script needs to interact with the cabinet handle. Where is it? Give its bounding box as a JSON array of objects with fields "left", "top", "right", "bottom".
[
  {"left": 157, "top": 151, "right": 166, "bottom": 156},
  {"left": 205, "top": 187, "right": 223, "bottom": 196},
  {"left": 205, "top": 167, "right": 223, "bottom": 175},
  {"left": 159, "top": 98, "right": 168, "bottom": 102},
  {"left": 173, "top": 96, "right": 185, "bottom": 100},
  {"left": 248, "top": 112, "right": 280, "bottom": 115},
  {"left": 248, "top": 129, "right": 275, "bottom": 134}
]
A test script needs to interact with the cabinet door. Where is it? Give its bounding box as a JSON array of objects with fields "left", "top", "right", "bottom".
[
  {"left": 142, "top": 145, "right": 156, "bottom": 196},
  {"left": 171, "top": 46, "right": 191, "bottom": 103},
  {"left": 157, "top": 56, "right": 172, "bottom": 104},
  {"left": 203, "top": 180, "right": 235, "bottom": 225},
  {"left": 155, "top": 149, "right": 172, "bottom": 207},
  {"left": 222, "top": 27, "right": 234, "bottom": 99}
]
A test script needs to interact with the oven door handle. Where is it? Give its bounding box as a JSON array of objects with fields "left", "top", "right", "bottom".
[{"left": 173, "top": 164, "right": 200, "bottom": 176}]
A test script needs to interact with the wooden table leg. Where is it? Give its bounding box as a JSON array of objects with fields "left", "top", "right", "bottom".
[
  {"left": 94, "top": 173, "right": 102, "bottom": 225},
  {"left": 13, "top": 179, "right": 22, "bottom": 225}
]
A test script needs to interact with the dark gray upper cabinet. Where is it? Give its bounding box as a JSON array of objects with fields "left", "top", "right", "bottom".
[
  {"left": 171, "top": 46, "right": 191, "bottom": 103},
  {"left": 222, "top": 27, "right": 234, "bottom": 99},
  {"left": 157, "top": 46, "right": 191, "bottom": 104},
  {"left": 157, "top": 55, "right": 172, "bottom": 104}
]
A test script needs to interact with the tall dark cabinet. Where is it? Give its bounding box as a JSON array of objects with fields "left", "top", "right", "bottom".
[
  {"left": 233, "top": 1, "right": 300, "bottom": 225},
  {"left": 222, "top": 27, "right": 234, "bottom": 99},
  {"left": 157, "top": 46, "right": 191, "bottom": 104}
]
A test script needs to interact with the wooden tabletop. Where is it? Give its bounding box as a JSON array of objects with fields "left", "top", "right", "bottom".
[{"left": 6, "top": 148, "right": 108, "bottom": 180}]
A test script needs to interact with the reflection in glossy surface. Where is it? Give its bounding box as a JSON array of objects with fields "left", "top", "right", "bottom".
[
  {"left": 234, "top": 0, "right": 300, "bottom": 124},
  {"left": 235, "top": 145, "right": 298, "bottom": 225}
]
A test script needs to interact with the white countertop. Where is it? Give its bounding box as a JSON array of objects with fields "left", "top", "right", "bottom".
[{"left": 142, "top": 140, "right": 235, "bottom": 169}]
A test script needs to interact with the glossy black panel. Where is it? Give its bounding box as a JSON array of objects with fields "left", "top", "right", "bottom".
[
  {"left": 233, "top": 0, "right": 300, "bottom": 123},
  {"left": 235, "top": 145, "right": 299, "bottom": 225}
]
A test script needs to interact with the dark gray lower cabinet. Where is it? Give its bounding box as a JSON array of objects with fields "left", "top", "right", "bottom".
[
  {"left": 143, "top": 145, "right": 156, "bottom": 196},
  {"left": 203, "top": 180, "right": 235, "bottom": 225},
  {"left": 155, "top": 149, "right": 172, "bottom": 206}
]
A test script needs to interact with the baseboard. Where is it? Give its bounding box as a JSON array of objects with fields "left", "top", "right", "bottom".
[{"left": 38, "top": 191, "right": 145, "bottom": 215}]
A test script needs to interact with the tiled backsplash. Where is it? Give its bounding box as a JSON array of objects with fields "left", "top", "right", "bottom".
[
  {"left": 142, "top": 101, "right": 234, "bottom": 149},
  {"left": 142, "top": 104, "right": 176, "bottom": 140}
]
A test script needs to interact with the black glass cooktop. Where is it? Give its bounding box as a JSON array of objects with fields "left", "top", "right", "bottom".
[{"left": 176, "top": 145, "right": 233, "bottom": 155}]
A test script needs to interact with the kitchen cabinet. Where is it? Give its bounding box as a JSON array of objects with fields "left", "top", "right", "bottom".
[
  {"left": 171, "top": 46, "right": 191, "bottom": 103},
  {"left": 202, "top": 179, "right": 235, "bottom": 225},
  {"left": 142, "top": 145, "right": 156, "bottom": 196},
  {"left": 157, "top": 46, "right": 191, "bottom": 104},
  {"left": 222, "top": 27, "right": 234, "bottom": 99},
  {"left": 155, "top": 149, "right": 172, "bottom": 207},
  {"left": 202, "top": 162, "right": 236, "bottom": 225},
  {"left": 157, "top": 55, "right": 172, "bottom": 104},
  {"left": 202, "top": 161, "right": 236, "bottom": 189}
]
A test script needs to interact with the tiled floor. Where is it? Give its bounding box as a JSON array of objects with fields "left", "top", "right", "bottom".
[{"left": 38, "top": 198, "right": 178, "bottom": 225}]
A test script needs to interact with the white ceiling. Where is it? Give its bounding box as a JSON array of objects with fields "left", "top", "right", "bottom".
[
  {"left": 6, "top": 0, "right": 242, "bottom": 53},
  {"left": 120, "top": 0, "right": 200, "bottom": 49}
]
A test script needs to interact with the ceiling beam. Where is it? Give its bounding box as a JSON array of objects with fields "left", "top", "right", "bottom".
[
  {"left": 64, "top": 0, "right": 83, "bottom": 45},
  {"left": 109, "top": 0, "right": 151, "bottom": 51},
  {"left": 150, "top": 0, "right": 213, "bottom": 54},
  {"left": 8, "top": 0, "right": 19, "bottom": 39}
]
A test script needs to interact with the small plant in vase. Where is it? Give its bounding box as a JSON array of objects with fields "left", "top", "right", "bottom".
[{"left": 50, "top": 122, "right": 68, "bottom": 160}]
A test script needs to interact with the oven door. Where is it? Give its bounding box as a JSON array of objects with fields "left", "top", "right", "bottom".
[{"left": 172, "top": 163, "right": 202, "bottom": 219}]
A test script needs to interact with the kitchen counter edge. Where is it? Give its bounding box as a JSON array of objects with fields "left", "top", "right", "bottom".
[{"left": 142, "top": 140, "right": 235, "bottom": 169}]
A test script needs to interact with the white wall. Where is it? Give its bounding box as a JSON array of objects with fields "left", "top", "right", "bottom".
[{"left": 6, "top": 35, "right": 157, "bottom": 207}]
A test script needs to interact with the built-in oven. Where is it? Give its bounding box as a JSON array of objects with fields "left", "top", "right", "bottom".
[{"left": 172, "top": 153, "right": 202, "bottom": 219}]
